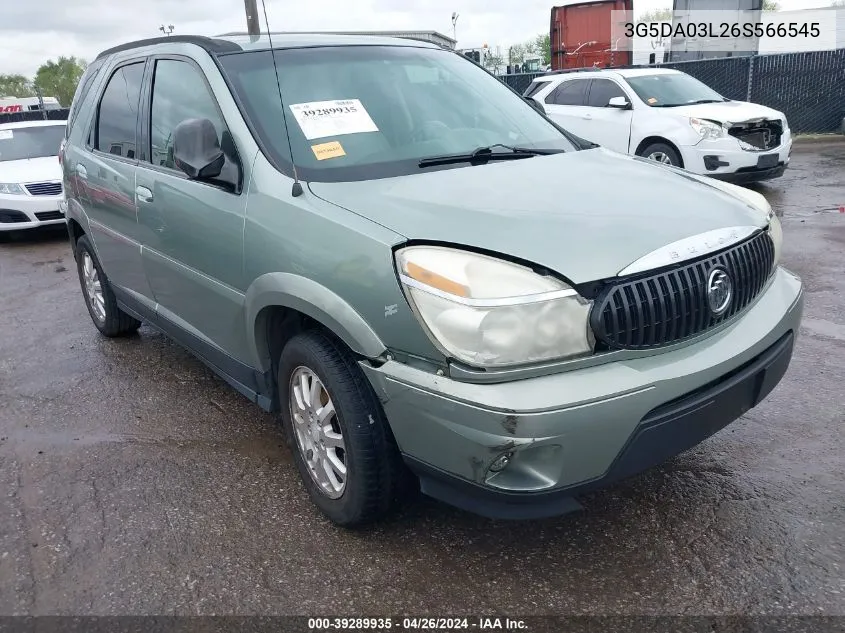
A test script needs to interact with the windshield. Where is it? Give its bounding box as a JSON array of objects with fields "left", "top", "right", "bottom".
[
  {"left": 0, "top": 125, "right": 65, "bottom": 162},
  {"left": 625, "top": 73, "right": 726, "bottom": 108},
  {"left": 218, "top": 45, "right": 575, "bottom": 182}
]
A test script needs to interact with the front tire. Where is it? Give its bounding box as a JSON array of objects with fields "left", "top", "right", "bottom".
[
  {"left": 75, "top": 234, "right": 141, "bottom": 337},
  {"left": 278, "top": 330, "right": 405, "bottom": 526},
  {"left": 639, "top": 142, "right": 682, "bottom": 167}
]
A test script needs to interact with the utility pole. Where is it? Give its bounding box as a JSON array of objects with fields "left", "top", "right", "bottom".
[
  {"left": 244, "top": 0, "right": 261, "bottom": 36},
  {"left": 159, "top": 24, "right": 174, "bottom": 36},
  {"left": 451, "top": 12, "right": 459, "bottom": 44}
]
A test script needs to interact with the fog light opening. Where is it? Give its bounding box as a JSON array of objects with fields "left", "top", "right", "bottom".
[{"left": 488, "top": 452, "right": 513, "bottom": 473}]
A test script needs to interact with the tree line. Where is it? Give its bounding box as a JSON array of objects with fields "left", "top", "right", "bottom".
[{"left": 0, "top": 56, "right": 87, "bottom": 108}]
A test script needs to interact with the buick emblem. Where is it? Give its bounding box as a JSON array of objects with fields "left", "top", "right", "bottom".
[{"left": 707, "top": 267, "right": 733, "bottom": 316}]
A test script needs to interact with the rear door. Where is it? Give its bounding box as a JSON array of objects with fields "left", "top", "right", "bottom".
[
  {"left": 542, "top": 78, "right": 593, "bottom": 141},
  {"left": 582, "top": 78, "right": 634, "bottom": 153},
  {"left": 134, "top": 55, "right": 246, "bottom": 360},
  {"left": 71, "top": 58, "right": 153, "bottom": 301}
]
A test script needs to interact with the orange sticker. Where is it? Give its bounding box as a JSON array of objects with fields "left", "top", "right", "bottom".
[{"left": 311, "top": 141, "right": 346, "bottom": 160}]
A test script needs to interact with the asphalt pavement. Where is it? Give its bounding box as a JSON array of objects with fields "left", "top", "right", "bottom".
[{"left": 1, "top": 142, "right": 844, "bottom": 616}]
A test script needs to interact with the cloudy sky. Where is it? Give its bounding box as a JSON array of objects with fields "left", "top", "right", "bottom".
[{"left": 0, "top": 0, "right": 832, "bottom": 77}]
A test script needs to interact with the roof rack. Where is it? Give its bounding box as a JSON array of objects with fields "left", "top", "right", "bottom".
[{"left": 95, "top": 35, "right": 242, "bottom": 60}]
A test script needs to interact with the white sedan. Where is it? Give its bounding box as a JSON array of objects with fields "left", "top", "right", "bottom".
[
  {"left": 525, "top": 68, "right": 792, "bottom": 184},
  {"left": 0, "top": 120, "right": 67, "bottom": 233}
]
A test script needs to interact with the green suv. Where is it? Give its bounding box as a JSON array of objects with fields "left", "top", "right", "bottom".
[{"left": 61, "top": 34, "right": 803, "bottom": 526}]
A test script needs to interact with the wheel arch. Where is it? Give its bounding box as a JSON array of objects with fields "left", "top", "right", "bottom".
[
  {"left": 634, "top": 136, "right": 685, "bottom": 168},
  {"left": 245, "top": 272, "right": 388, "bottom": 376}
]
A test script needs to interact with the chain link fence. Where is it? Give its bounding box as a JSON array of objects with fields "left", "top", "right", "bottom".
[{"left": 499, "top": 48, "right": 845, "bottom": 134}]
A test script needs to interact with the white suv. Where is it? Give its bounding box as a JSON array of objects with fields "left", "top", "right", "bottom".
[
  {"left": 525, "top": 68, "right": 792, "bottom": 184},
  {"left": 0, "top": 120, "right": 67, "bottom": 233}
]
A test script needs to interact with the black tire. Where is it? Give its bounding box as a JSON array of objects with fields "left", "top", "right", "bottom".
[
  {"left": 75, "top": 234, "right": 141, "bottom": 337},
  {"left": 278, "top": 330, "right": 407, "bottom": 526},
  {"left": 638, "top": 142, "right": 682, "bottom": 167}
]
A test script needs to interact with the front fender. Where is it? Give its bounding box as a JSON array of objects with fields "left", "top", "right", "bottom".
[{"left": 245, "top": 272, "right": 387, "bottom": 372}]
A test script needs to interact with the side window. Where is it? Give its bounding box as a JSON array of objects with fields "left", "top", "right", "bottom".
[
  {"left": 149, "top": 59, "right": 231, "bottom": 173},
  {"left": 545, "top": 79, "right": 588, "bottom": 106},
  {"left": 95, "top": 62, "right": 145, "bottom": 159},
  {"left": 586, "top": 79, "right": 627, "bottom": 107}
]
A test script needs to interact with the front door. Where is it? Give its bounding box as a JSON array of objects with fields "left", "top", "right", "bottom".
[
  {"left": 582, "top": 79, "right": 634, "bottom": 154},
  {"left": 74, "top": 60, "right": 152, "bottom": 301},
  {"left": 134, "top": 56, "right": 247, "bottom": 362}
]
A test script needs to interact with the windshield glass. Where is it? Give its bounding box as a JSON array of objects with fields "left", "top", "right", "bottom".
[
  {"left": 218, "top": 45, "right": 575, "bottom": 182},
  {"left": 0, "top": 125, "right": 65, "bottom": 162},
  {"left": 625, "top": 73, "right": 726, "bottom": 107}
]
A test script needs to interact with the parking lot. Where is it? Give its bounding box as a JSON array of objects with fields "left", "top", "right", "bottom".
[{"left": 1, "top": 140, "right": 843, "bottom": 616}]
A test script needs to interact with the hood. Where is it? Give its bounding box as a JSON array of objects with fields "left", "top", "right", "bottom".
[
  {"left": 665, "top": 100, "right": 784, "bottom": 125},
  {"left": 0, "top": 156, "right": 62, "bottom": 184},
  {"left": 308, "top": 148, "right": 769, "bottom": 284}
]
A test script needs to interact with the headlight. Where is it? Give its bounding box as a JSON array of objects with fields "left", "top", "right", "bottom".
[
  {"left": 395, "top": 246, "right": 594, "bottom": 368},
  {"left": 767, "top": 210, "right": 783, "bottom": 267},
  {"left": 0, "top": 183, "right": 26, "bottom": 195},
  {"left": 689, "top": 117, "right": 725, "bottom": 140}
]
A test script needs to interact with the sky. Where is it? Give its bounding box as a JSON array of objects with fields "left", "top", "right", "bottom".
[{"left": 0, "top": 0, "right": 834, "bottom": 78}]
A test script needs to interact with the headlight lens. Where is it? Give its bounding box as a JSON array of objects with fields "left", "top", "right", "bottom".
[
  {"left": 395, "top": 246, "right": 594, "bottom": 368},
  {"left": 689, "top": 117, "right": 725, "bottom": 140},
  {"left": 0, "top": 183, "right": 26, "bottom": 195}
]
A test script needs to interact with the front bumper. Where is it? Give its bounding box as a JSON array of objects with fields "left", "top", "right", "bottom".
[
  {"left": 0, "top": 192, "right": 65, "bottom": 231},
  {"left": 361, "top": 267, "right": 804, "bottom": 519},
  {"left": 678, "top": 131, "right": 792, "bottom": 183}
]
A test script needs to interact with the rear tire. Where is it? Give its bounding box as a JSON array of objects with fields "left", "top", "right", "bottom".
[
  {"left": 75, "top": 234, "right": 141, "bottom": 337},
  {"left": 278, "top": 330, "right": 406, "bottom": 526},
  {"left": 638, "top": 142, "right": 682, "bottom": 167}
]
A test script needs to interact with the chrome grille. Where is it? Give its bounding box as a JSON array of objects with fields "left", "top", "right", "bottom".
[
  {"left": 25, "top": 182, "right": 63, "bottom": 196},
  {"left": 591, "top": 231, "right": 776, "bottom": 350}
]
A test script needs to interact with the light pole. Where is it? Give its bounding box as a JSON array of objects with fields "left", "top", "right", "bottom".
[
  {"left": 451, "top": 12, "right": 459, "bottom": 44},
  {"left": 159, "top": 24, "right": 174, "bottom": 36}
]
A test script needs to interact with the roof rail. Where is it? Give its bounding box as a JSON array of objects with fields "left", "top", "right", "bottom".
[
  {"left": 542, "top": 63, "right": 669, "bottom": 76},
  {"left": 95, "top": 35, "right": 242, "bottom": 60}
]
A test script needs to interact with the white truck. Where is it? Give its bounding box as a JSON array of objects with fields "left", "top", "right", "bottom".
[{"left": 0, "top": 96, "right": 62, "bottom": 114}]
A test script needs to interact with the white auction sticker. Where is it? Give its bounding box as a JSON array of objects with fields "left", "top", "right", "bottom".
[
  {"left": 289, "top": 99, "right": 378, "bottom": 141},
  {"left": 0, "top": 130, "right": 13, "bottom": 140}
]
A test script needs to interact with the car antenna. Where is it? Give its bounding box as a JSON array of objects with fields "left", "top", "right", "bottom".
[{"left": 259, "top": 0, "right": 304, "bottom": 197}]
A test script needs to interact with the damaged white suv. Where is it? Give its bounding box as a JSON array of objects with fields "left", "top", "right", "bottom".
[{"left": 525, "top": 67, "right": 791, "bottom": 184}]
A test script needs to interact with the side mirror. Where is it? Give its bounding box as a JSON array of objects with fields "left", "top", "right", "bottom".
[
  {"left": 172, "top": 118, "right": 225, "bottom": 180},
  {"left": 524, "top": 97, "right": 546, "bottom": 115},
  {"left": 608, "top": 96, "right": 631, "bottom": 110}
]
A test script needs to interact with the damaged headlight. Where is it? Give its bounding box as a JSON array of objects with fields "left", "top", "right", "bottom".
[
  {"left": 689, "top": 117, "right": 726, "bottom": 140},
  {"left": 395, "top": 246, "right": 594, "bottom": 368}
]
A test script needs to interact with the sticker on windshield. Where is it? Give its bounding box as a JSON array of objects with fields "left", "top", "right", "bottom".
[
  {"left": 289, "top": 99, "right": 378, "bottom": 140},
  {"left": 0, "top": 130, "right": 13, "bottom": 140},
  {"left": 647, "top": 97, "right": 658, "bottom": 105},
  {"left": 311, "top": 140, "right": 346, "bottom": 161}
]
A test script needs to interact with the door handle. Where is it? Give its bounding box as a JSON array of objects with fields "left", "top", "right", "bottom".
[
  {"left": 583, "top": 114, "right": 593, "bottom": 120},
  {"left": 135, "top": 186, "right": 153, "bottom": 203},
  {"left": 75, "top": 164, "right": 87, "bottom": 180}
]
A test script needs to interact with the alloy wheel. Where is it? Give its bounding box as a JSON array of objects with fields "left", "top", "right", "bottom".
[
  {"left": 289, "top": 366, "right": 347, "bottom": 499},
  {"left": 82, "top": 252, "right": 106, "bottom": 323}
]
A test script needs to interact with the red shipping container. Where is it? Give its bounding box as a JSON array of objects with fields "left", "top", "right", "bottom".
[{"left": 550, "top": 0, "right": 634, "bottom": 71}]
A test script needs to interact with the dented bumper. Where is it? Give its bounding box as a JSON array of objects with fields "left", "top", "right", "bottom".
[{"left": 360, "top": 267, "right": 804, "bottom": 519}]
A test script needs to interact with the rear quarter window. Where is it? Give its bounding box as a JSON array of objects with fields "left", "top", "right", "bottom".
[
  {"left": 66, "top": 58, "right": 105, "bottom": 138},
  {"left": 523, "top": 81, "right": 547, "bottom": 98}
]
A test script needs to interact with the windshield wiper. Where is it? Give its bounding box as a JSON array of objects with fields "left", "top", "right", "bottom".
[
  {"left": 418, "top": 144, "right": 563, "bottom": 168},
  {"left": 686, "top": 99, "right": 728, "bottom": 105}
]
